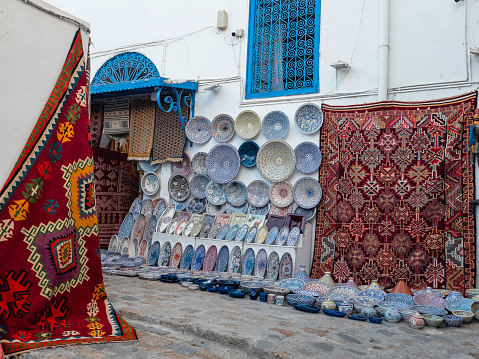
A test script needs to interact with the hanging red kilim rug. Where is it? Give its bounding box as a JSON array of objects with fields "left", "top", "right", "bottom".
[
  {"left": 0, "top": 30, "right": 137, "bottom": 355},
  {"left": 311, "top": 92, "right": 477, "bottom": 292}
]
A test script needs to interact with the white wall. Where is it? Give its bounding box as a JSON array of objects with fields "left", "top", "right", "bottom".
[{"left": 0, "top": 0, "right": 90, "bottom": 188}]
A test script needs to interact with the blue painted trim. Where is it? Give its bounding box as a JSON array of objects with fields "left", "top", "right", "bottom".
[
  {"left": 91, "top": 77, "right": 198, "bottom": 94},
  {"left": 156, "top": 87, "right": 195, "bottom": 133}
]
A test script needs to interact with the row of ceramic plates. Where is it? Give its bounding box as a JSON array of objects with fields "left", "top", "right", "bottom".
[{"left": 185, "top": 104, "right": 323, "bottom": 145}]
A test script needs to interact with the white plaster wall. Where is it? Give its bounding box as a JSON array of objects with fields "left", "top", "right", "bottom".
[{"left": 0, "top": 0, "right": 90, "bottom": 188}]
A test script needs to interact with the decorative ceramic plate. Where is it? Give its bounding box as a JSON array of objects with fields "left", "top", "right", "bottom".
[
  {"left": 178, "top": 210, "right": 192, "bottom": 223},
  {"left": 276, "top": 227, "right": 289, "bottom": 246},
  {"left": 191, "top": 244, "right": 206, "bottom": 270},
  {"left": 242, "top": 248, "right": 255, "bottom": 275},
  {"left": 229, "top": 246, "right": 242, "bottom": 273},
  {"left": 248, "top": 204, "right": 270, "bottom": 215},
  {"left": 118, "top": 213, "right": 135, "bottom": 239},
  {"left": 119, "top": 237, "right": 130, "bottom": 254},
  {"left": 356, "top": 289, "right": 386, "bottom": 302},
  {"left": 266, "top": 251, "right": 280, "bottom": 280},
  {"left": 206, "top": 144, "right": 240, "bottom": 184},
  {"left": 287, "top": 227, "right": 301, "bottom": 246},
  {"left": 174, "top": 200, "right": 188, "bottom": 212},
  {"left": 190, "top": 221, "right": 203, "bottom": 237},
  {"left": 385, "top": 293, "right": 415, "bottom": 306},
  {"left": 142, "top": 215, "right": 157, "bottom": 245},
  {"left": 171, "top": 152, "right": 191, "bottom": 176},
  {"left": 257, "top": 140, "right": 296, "bottom": 183},
  {"left": 269, "top": 182, "right": 294, "bottom": 208},
  {"left": 108, "top": 235, "right": 119, "bottom": 253},
  {"left": 254, "top": 249, "right": 268, "bottom": 278},
  {"left": 413, "top": 291, "right": 446, "bottom": 309},
  {"left": 147, "top": 241, "right": 161, "bottom": 265},
  {"left": 246, "top": 180, "right": 270, "bottom": 207},
  {"left": 175, "top": 219, "right": 187, "bottom": 236},
  {"left": 238, "top": 141, "right": 259, "bottom": 168},
  {"left": 262, "top": 111, "right": 290, "bottom": 140},
  {"left": 279, "top": 278, "right": 305, "bottom": 291},
  {"left": 206, "top": 181, "right": 227, "bottom": 205},
  {"left": 128, "top": 238, "right": 138, "bottom": 257},
  {"left": 192, "top": 152, "right": 209, "bottom": 177},
  {"left": 180, "top": 244, "right": 194, "bottom": 270},
  {"left": 138, "top": 239, "right": 149, "bottom": 257},
  {"left": 235, "top": 224, "right": 249, "bottom": 242},
  {"left": 231, "top": 213, "right": 248, "bottom": 226},
  {"left": 158, "top": 241, "right": 172, "bottom": 266},
  {"left": 186, "top": 197, "right": 206, "bottom": 214},
  {"left": 131, "top": 214, "right": 147, "bottom": 241},
  {"left": 225, "top": 224, "right": 239, "bottom": 241},
  {"left": 190, "top": 175, "right": 209, "bottom": 199},
  {"left": 328, "top": 286, "right": 359, "bottom": 299},
  {"left": 168, "top": 174, "right": 189, "bottom": 202},
  {"left": 410, "top": 305, "right": 447, "bottom": 316},
  {"left": 141, "top": 172, "right": 160, "bottom": 196},
  {"left": 294, "top": 206, "right": 317, "bottom": 222},
  {"left": 216, "top": 214, "right": 232, "bottom": 226},
  {"left": 380, "top": 301, "right": 411, "bottom": 310},
  {"left": 293, "top": 177, "right": 322, "bottom": 209},
  {"left": 225, "top": 202, "right": 249, "bottom": 215},
  {"left": 245, "top": 225, "right": 258, "bottom": 243},
  {"left": 207, "top": 203, "right": 226, "bottom": 215},
  {"left": 216, "top": 245, "right": 230, "bottom": 273},
  {"left": 294, "top": 103, "right": 323, "bottom": 134},
  {"left": 295, "top": 142, "right": 322, "bottom": 174},
  {"left": 185, "top": 116, "right": 212, "bottom": 144},
  {"left": 279, "top": 252, "right": 293, "bottom": 280},
  {"left": 182, "top": 219, "right": 195, "bottom": 236},
  {"left": 255, "top": 225, "right": 268, "bottom": 244},
  {"left": 270, "top": 204, "right": 293, "bottom": 216},
  {"left": 216, "top": 224, "right": 230, "bottom": 240},
  {"left": 129, "top": 197, "right": 142, "bottom": 215},
  {"left": 265, "top": 226, "right": 279, "bottom": 245},
  {"left": 169, "top": 242, "right": 183, "bottom": 268},
  {"left": 199, "top": 223, "right": 211, "bottom": 238},
  {"left": 226, "top": 180, "right": 247, "bottom": 207},
  {"left": 208, "top": 223, "right": 222, "bottom": 239},
  {"left": 166, "top": 218, "right": 179, "bottom": 235},
  {"left": 141, "top": 199, "right": 154, "bottom": 216},
  {"left": 157, "top": 204, "right": 175, "bottom": 232},
  {"left": 139, "top": 160, "right": 160, "bottom": 173},
  {"left": 212, "top": 114, "right": 235, "bottom": 142},
  {"left": 203, "top": 246, "right": 218, "bottom": 271},
  {"left": 235, "top": 110, "right": 261, "bottom": 139},
  {"left": 153, "top": 198, "right": 168, "bottom": 217},
  {"left": 303, "top": 282, "right": 329, "bottom": 294}
]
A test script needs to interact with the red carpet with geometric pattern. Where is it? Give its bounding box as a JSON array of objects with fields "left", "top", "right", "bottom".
[
  {"left": 311, "top": 93, "right": 477, "bottom": 292},
  {"left": 0, "top": 30, "right": 136, "bottom": 355}
]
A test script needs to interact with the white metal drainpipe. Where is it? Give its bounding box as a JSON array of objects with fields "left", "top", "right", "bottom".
[{"left": 378, "top": 0, "right": 390, "bottom": 101}]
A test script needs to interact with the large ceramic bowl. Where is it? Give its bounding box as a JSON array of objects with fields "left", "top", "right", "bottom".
[
  {"left": 246, "top": 180, "right": 270, "bottom": 207},
  {"left": 185, "top": 116, "right": 212, "bottom": 144},
  {"left": 443, "top": 315, "right": 463, "bottom": 327},
  {"left": 269, "top": 181, "right": 294, "bottom": 208},
  {"left": 190, "top": 174, "right": 209, "bottom": 199},
  {"left": 286, "top": 294, "right": 316, "bottom": 306},
  {"left": 294, "top": 103, "right": 323, "bottom": 134},
  {"left": 240, "top": 281, "right": 264, "bottom": 294},
  {"left": 192, "top": 152, "right": 209, "bottom": 177},
  {"left": 206, "top": 144, "right": 240, "bottom": 184},
  {"left": 422, "top": 314, "right": 444, "bottom": 328},
  {"left": 263, "top": 286, "right": 291, "bottom": 296},
  {"left": 211, "top": 114, "right": 235, "bottom": 142},
  {"left": 452, "top": 310, "right": 474, "bottom": 323},
  {"left": 168, "top": 174, "right": 189, "bottom": 202},
  {"left": 262, "top": 111, "right": 290, "bottom": 140},
  {"left": 295, "top": 142, "right": 322, "bottom": 174},
  {"left": 226, "top": 180, "right": 247, "bottom": 207},
  {"left": 257, "top": 140, "right": 296, "bottom": 182},
  {"left": 235, "top": 110, "right": 261, "bottom": 139},
  {"left": 293, "top": 177, "right": 322, "bottom": 209},
  {"left": 465, "top": 289, "right": 479, "bottom": 298},
  {"left": 238, "top": 141, "right": 259, "bottom": 168}
]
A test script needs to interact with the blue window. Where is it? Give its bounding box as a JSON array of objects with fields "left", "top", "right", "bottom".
[{"left": 246, "top": 0, "right": 320, "bottom": 99}]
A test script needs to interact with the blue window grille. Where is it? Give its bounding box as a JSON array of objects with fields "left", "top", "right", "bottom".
[{"left": 246, "top": 0, "right": 320, "bottom": 99}]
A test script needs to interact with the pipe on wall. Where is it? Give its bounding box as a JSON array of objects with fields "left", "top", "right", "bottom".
[{"left": 378, "top": 0, "right": 389, "bottom": 101}]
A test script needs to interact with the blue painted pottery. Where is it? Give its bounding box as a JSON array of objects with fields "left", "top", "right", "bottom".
[
  {"left": 199, "top": 285, "right": 208, "bottom": 291},
  {"left": 294, "top": 304, "right": 321, "bottom": 313},
  {"left": 348, "top": 314, "right": 367, "bottom": 321},
  {"left": 238, "top": 141, "right": 259, "bottom": 168},
  {"left": 219, "top": 286, "right": 229, "bottom": 294},
  {"left": 207, "top": 286, "right": 219, "bottom": 293},
  {"left": 229, "top": 290, "right": 246, "bottom": 298},
  {"left": 217, "top": 279, "right": 240, "bottom": 290},
  {"left": 422, "top": 314, "right": 444, "bottom": 328},
  {"left": 260, "top": 292, "right": 268, "bottom": 302},
  {"left": 250, "top": 291, "right": 258, "bottom": 300},
  {"left": 443, "top": 315, "right": 463, "bottom": 327},
  {"left": 286, "top": 294, "right": 316, "bottom": 307},
  {"left": 323, "top": 310, "right": 346, "bottom": 317},
  {"left": 369, "top": 317, "right": 383, "bottom": 324}
]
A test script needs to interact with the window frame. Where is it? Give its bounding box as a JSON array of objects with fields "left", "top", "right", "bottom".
[{"left": 245, "top": 0, "right": 321, "bottom": 99}]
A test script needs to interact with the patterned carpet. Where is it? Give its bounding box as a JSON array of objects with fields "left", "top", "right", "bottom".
[{"left": 127, "top": 98, "right": 156, "bottom": 161}]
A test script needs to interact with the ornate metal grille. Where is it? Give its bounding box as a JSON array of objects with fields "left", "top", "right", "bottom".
[
  {"left": 246, "top": 0, "right": 320, "bottom": 99},
  {"left": 92, "top": 52, "right": 160, "bottom": 85}
]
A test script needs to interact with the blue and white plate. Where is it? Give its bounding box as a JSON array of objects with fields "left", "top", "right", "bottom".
[
  {"left": 246, "top": 180, "right": 270, "bottom": 207},
  {"left": 226, "top": 180, "right": 247, "bottom": 207},
  {"left": 174, "top": 199, "right": 188, "bottom": 211},
  {"left": 190, "top": 175, "right": 210, "bottom": 199},
  {"left": 266, "top": 251, "right": 280, "bottom": 280},
  {"left": 294, "top": 103, "right": 323, "bottom": 134},
  {"left": 207, "top": 203, "right": 226, "bottom": 215},
  {"left": 212, "top": 114, "right": 235, "bottom": 143},
  {"left": 265, "top": 226, "right": 279, "bottom": 245},
  {"left": 287, "top": 227, "right": 301, "bottom": 246},
  {"left": 229, "top": 246, "right": 242, "bottom": 273},
  {"left": 242, "top": 248, "right": 255, "bottom": 275},
  {"left": 192, "top": 152, "right": 209, "bottom": 177},
  {"left": 118, "top": 213, "right": 135, "bottom": 239},
  {"left": 410, "top": 305, "right": 447, "bottom": 316},
  {"left": 159, "top": 241, "right": 172, "bottom": 267},
  {"left": 225, "top": 202, "right": 249, "bottom": 215},
  {"left": 129, "top": 197, "right": 142, "bottom": 215},
  {"left": 295, "top": 142, "right": 322, "bottom": 174},
  {"left": 147, "top": 241, "right": 161, "bottom": 265},
  {"left": 385, "top": 292, "right": 414, "bottom": 306},
  {"left": 206, "top": 181, "right": 227, "bottom": 205},
  {"left": 235, "top": 224, "right": 249, "bottom": 242},
  {"left": 276, "top": 227, "right": 289, "bottom": 246},
  {"left": 446, "top": 298, "right": 479, "bottom": 313},
  {"left": 142, "top": 215, "right": 158, "bottom": 246},
  {"left": 180, "top": 244, "right": 194, "bottom": 270},
  {"left": 294, "top": 206, "right": 317, "bottom": 222},
  {"left": 185, "top": 116, "right": 212, "bottom": 144},
  {"left": 206, "top": 144, "right": 240, "bottom": 184},
  {"left": 108, "top": 235, "right": 118, "bottom": 253},
  {"left": 257, "top": 140, "right": 296, "bottom": 183},
  {"left": 279, "top": 278, "right": 306, "bottom": 291},
  {"left": 153, "top": 198, "right": 168, "bottom": 217},
  {"left": 139, "top": 161, "right": 160, "bottom": 173},
  {"left": 225, "top": 224, "right": 239, "bottom": 241},
  {"left": 216, "top": 245, "right": 230, "bottom": 273},
  {"left": 245, "top": 225, "right": 258, "bottom": 243},
  {"left": 248, "top": 203, "right": 270, "bottom": 215},
  {"left": 328, "top": 286, "right": 359, "bottom": 299},
  {"left": 187, "top": 197, "right": 206, "bottom": 214},
  {"left": 380, "top": 301, "right": 411, "bottom": 310},
  {"left": 254, "top": 249, "right": 267, "bottom": 278},
  {"left": 357, "top": 289, "right": 386, "bottom": 302},
  {"left": 141, "top": 199, "right": 154, "bottom": 215},
  {"left": 262, "top": 111, "right": 290, "bottom": 140},
  {"left": 293, "top": 177, "right": 322, "bottom": 209},
  {"left": 208, "top": 223, "right": 222, "bottom": 239},
  {"left": 216, "top": 224, "right": 230, "bottom": 240},
  {"left": 191, "top": 244, "right": 206, "bottom": 270}
]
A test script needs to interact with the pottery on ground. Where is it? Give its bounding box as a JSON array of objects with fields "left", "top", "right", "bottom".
[
  {"left": 391, "top": 278, "right": 413, "bottom": 296},
  {"left": 452, "top": 310, "right": 474, "bottom": 324},
  {"left": 384, "top": 308, "right": 401, "bottom": 323},
  {"left": 318, "top": 272, "right": 336, "bottom": 288},
  {"left": 408, "top": 312, "right": 425, "bottom": 329}
]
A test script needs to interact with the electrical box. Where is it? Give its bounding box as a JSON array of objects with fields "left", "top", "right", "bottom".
[
  {"left": 232, "top": 29, "right": 244, "bottom": 37},
  {"left": 217, "top": 10, "right": 227, "bottom": 30}
]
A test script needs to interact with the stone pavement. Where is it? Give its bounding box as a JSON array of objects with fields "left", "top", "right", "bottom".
[{"left": 15, "top": 275, "right": 479, "bottom": 359}]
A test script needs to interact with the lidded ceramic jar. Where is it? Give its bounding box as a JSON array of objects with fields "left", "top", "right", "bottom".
[
  {"left": 318, "top": 272, "right": 336, "bottom": 288},
  {"left": 295, "top": 265, "right": 311, "bottom": 282},
  {"left": 367, "top": 280, "right": 384, "bottom": 292},
  {"left": 321, "top": 299, "right": 337, "bottom": 311},
  {"left": 360, "top": 306, "right": 377, "bottom": 318},
  {"left": 344, "top": 277, "right": 359, "bottom": 290},
  {"left": 409, "top": 312, "right": 425, "bottom": 329},
  {"left": 384, "top": 308, "right": 401, "bottom": 323}
]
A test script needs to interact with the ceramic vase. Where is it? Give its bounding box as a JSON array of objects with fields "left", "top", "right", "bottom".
[
  {"left": 295, "top": 265, "right": 311, "bottom": 282},
  {"left": 321, "top": 299, "right": 337, "bottom": 311},
  {"left": 384, "top": 308, "right": 401, "bottom": 323},
  {"left": 318, "top": 272, "right": 336, "bottom": 288},
  {"left": 391, "top": 278, "right": 413, "bottom": 296},
  {"left": 344, "top": 277, "right": 359, "bottom": 290},
  {"left": 409, "top": 312, "right": 425, "bottom": 329}
]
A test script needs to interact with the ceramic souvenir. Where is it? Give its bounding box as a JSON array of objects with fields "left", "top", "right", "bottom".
[
  {"left": 153, "top": 198, "right": 168, "bottom": 217},
  {"left": 408, "top": 312, "right": 425, "bottom": 329},
  {"left": 266, "top": 251, "right": 280, "bottom": 280},
  {"left": 287, "top": 227, "right": 301, "bottom": 247},
  {"left": 294, "top": 206, "right": 317, "bottom": 222},
  {"left": 186, "top": 197, "right": 207, "bottom": 214},
  {"left": 211, "top": 114, "right": 235, "bottom": 142},
  {"left": 174, "top": 219, "right": 187, "bottom": 236},
  {"left": 235, "top": 110, "right": 261, "bottom": 139},
  {"left": 246, "top": 180, "right": 270, "bottom": 207},
  {"left": 242, "top": 248, "right": 255, "bottom": 275},
  {"left": 229, "top": 246, "right": 242, "bottom": 273},
  {"left": 203, "top": 245, "right": 218, "bottom": 271},
  {"left": 262, "top": 110, "right": 290, "bottom": 140},
  {"left": 108, "top": 235, "right": 119, "bottom": 252},
  {"left": 171, "top": 152, "right": 191, "bottom": 176},
  {"left": 174, "top": 199, "right": 188, "bottom": 211},
  {"left": 249, "top": 203, "right": 270, "bottom": 215},
  {"left": 345, "top": 277, "right": 359, "bottom": 290},
  {"left": 142, "top": 215, "right": 158, "bottom": 246},
  {"left": 446, "top": 291, "right": 464, "bottom": 303},
  {"left": 254, "top": 249, "right": 267, "bottom": 278},
  {"left": 147, "top": 241, "right": 161, "bottom": 265},
  {"left": 199, "top": 223, "right": 211, "bottom": 238},
  {"left": 166, "top": 218, "right": 179, "bottom": 235},
  {"left": 384, "top": 308, "right": 401, "bottom": 323},
  {"left": 269, "top": 204, "right": 293, "bottom": 216},
  {"left": 190, "top": 221, "right": 203, "bottom": 237},
  {"left": 159, "top": 241, "right": 172, "bottom": 266},
  {"left": 138, "top": 239, "right": 148, "bottom": 257},
  {"left": 226, "top": 180, "right": 247, "bottom": 207},
  {"left": 185, "top": 116, "right": 212, "bottom": 144},
  {"left": 279, "top": 252, "right": 293, "bottom": 279},
  {"left": 367, "top": 280, "right": 384, "bottom": 292},
  {"left": 413, "top": 289, "right": 446, "bottom": 309},
  {"left": 190, "top": 174, "right": 209, "bottom": 199},
  {"left": 452, "top": 310, "right": 474, "bottom": 324},
  {"left": 265, "top": 226, "right": 279, "bottom": 245},
  {"left": 206, "top": 144, "right": 240, "bottom": 184},
  {"left": 225, "top": 224, "right": 239, "bottom": 241},
  {"left": 207, "top": 223, "right": 222, "bottom": 239},
  {"left": 276, "top": 226, "right": 289, "bottom": 246},
  {"left": 238, "top": 141, "right": 259, "bottom": 167},
  {"left": 318, "top": 272, "right": 336, "bottom": 288},
  {"left": 191, "top": 244, "right": 206, "bottom": 270},
  {"left": 422, "top": 314, "right": 444, "bottom": 328},
  {"left": 269, "top": 181, "right": 294, "bottom": 208},
  {"left": 207, "top": 203, "right": 226, "bottom": 215},
  {"left": 255, "top": 225, "right": 268, "bottom": 244},
  {"left": 216, "top": 245, "right": 230, "bottom": 273},
  {"left": 169, "top": 242, "right": 183, "bottom": 268},
  {"left": 225, "top": 202, "right": 249, "bottom": 215},
  {"left": 118, "top": 212, "right": 135, "bottom": 240},
  {"left": 235, "top": 224, "right": 249, "bottom": 242},
  {"left": 293, "top": 177, "right": 322, "bottom": 209},
  {"left": 206, "top": 181, "right": 227, "bottom": 205},
  {"left": 168, "top": 174, "right": 189, "bottom": 202},
  {"left": 321, "top": 299, "right": 337, "bottom": 311},
  {"left": 192, "top": 152, "right": 209, "bottom": 177},
  {"left": 303, "top": 282, "right": 330, "bottom": 294},
  {"left": 182, "top": 219, "right": 195, "bottom": 236},
  {"left": 257, "top": 140, "right": 296, "bottom": 182},
  {"left": 131, "top": 214, "right": 147, "bottom": 242},
  {"left": 139, "top": 160, "right": 160, "bottom": 173},
  {"left": 129, "top": 197, "right": 142, "bottom": 215},
  {"left": 245, "top": 225, "right": 258, "bottom": 243},
  {"left": 216, "top": 224, "right": 230, "bottom": 240},
  {"left": 391, "top": 278, "right": 413, "bottom": 296},
  {"left": 294, "top": 141, "right": 322, "bottom": 174},
  {"left": 119, "top": 237, "right": 130, "bottom": 254},
  {"left": 294, "top": 103, "right": 323, "bottom": 134},
  {"left": 140, "top": 199, "right": 154, "bottom": 215}
]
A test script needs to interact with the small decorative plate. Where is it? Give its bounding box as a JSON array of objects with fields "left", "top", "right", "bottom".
[
  {"left": 180, "top": 244, "right": 194, "bottom": 270},
  {"left": 279, "top": 252, "right": 293, "bottom": 280},
  {"left": 185, "top": 116, "right": 212, "bottom": 144},
  {"left": 255, "top": 225, "right": 268, "bottom": 244},
  {"left": 141, "top": 199, "right": 154, "bottom": 216},
  {"left": 190, "top": 222, "right": 203, "bottom": 237},
  {"left": 413, "top": 291, "right": 446, "bottom": 309},
  {"left": 108, "top": 235, "right": 119, "bottom": 252},
  {"left": 207, "top": 203, "right": 226, "bottom": 215},
  {"left": 141, "top": 172, "right": 160, "bottom": 196},
  {"left": 235, "top": 224, "right": 249, "bottom": 242},
  {"left": 190, "top": 175, "right": 209, "bottom": 199},
  {"left": 174, "top": 200, "right": 188, "bottom": 211},
  {"left": 257, "top": 140, "right": 296, "bottom": 183},
  {"left": 206, "top": 181, "right": 227, "bottom": 205},
  {"left": 212, "top": 114, "right": 235, "bottom": 142},
  {"left": 199, "top": 223, "right": 212, "bottom": 238},
  {"left": 293, "top": 177, "right": 322, "bottom": 209},
  {"left": 270, "top": 204, "right": 293, "bottom": 216},
  {"left": 294, "top": 103, "right": 323, "bottom": 134},
  {"left": 303, "top": 282, "right": 329, "bottom": 294},
  {"left": 175, "top": 219, "right": 188, "bottom": 236},
  {"left": 242, "top": 248, "right": 255, "bottom": 275},
  {"left": 168, "top": 174, "right": 189, "bottom": 202},
  {"left": 159, "top": 241, "right": 171, "bottom": 266},
  {"left": 192, "top": 152, "right": 209, "bottom": 177},
  {"left": 235, "top": 110, "right": 261, "bottom": 139},
  {"left": 287, "top": 227, "right": 301, "bottom": 246},
  {"left": 385, "top": 293, "right": 415, "bottom": 306},
  {"left": 262, "top": 111, "right": 290, "bottom": 140},
  {"left": 294, "top": 206, "right": 317, "bottom": 222},
  {"left": 131, "top": 214, "right": 147, "bottom": 241},
  {"left": 266, "top": 251, "right": 280, "bottom": 280},
  {"left": 206, "top": 144, "right": 240, "bottom": 184},
  {"left": 142, "top": 215, "right": 157, "bottom": 245},
  {"left": 153, "top": 198, "right": 168, "bottom": 217},
  {"left": 203, "top": 245, "right": 218, "bottom": 271},
  {"left": 147, "top": 241, "right": 161, "bottom": 265},
  {"left": 254, "top": 249, "right": 268, "bottom": 278},
  {"left": 216, "top": 214, "right": 232, "bottom": 226},
  {"left": 118, "top": 213, "right": 135, "bottom": 240},
  {"left": 171, "top": 152, "right": 191, "bottom": 176},
  {"left": 208, "top": 223, "right": 222, "bottom": 239},
  {"left": 226, "top": 224, "right": 239, "bottom": 241},
  {"left": 238, "top": 141, "right": 259, "bottom": 168},
  {"left": 192, "top": 244, "right": 206, "bottom": 270},
  {"left": 129, "top": 197, "right": 142, "bottom": 215},
  {"left": 169, "top": 242, "right": 183, "bottom": 268},
  {"left": 166, "top": 218, "right": 179, "bottom": 235},
  {"left": 186, "top": 197, "right": 207, "bottom": 214},
  {"left": 276, "top": 227, "right": 289, "bottom": 245},
  {"left": 216, "top": 224, "right": 230, "bottom": 240},
  {"left": 119, "top": 237, "right": 130, "bottom": 254},
  {"left": 248, "top": 204, "right": 270, "bottom": 215},
  {"left": 246, "top": 180, "right": 270, "bottom": 207},
  {"left": 226, "top": 202, "right": 249, "bottom": 215},
  {"left": 138, "top": 239, "right": 149, "bottom": 257},
  {"left": 226, "top": 180, "right": 247, "bottom": 207},
  {"left": 230, "top": 213, "right": 247, "bottom": 226},
  {"left": 265, "top": 226, "right": 279, "bottom": 245},
  {"left": 182, "top": 219, "right": 195, "bottom": 236},
  {"left": 229, "top": 246, "right": 242, "bottom": 273},
  {"left": 295, "top": 142, "right": 322, "bottom": 174},
  {"left": 279, "top": 278, "right": 305, "bottom": 291},
  {"left": 203, "top": 213, "right": 216, "bottom": 226},
  {"left": 216, "top": 245, "right": 230, "bottom": 273},
  {"left": 157, "top": 204, "right": 176, "bottom": 232},
  {"left": 357, "top": 289, "right": 386, "bottom": 302},
  {"left": 245, "top": 225, "right": 258, "bottom": 243},
  {"left": 269, "top": 181, "right": 294, "bottom": 208},
  {"left": 139, "top": 160, "right": 160, "bottom": 173}
]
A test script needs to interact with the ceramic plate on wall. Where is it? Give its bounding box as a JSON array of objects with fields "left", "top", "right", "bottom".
[
  {"left": 171, "top": 152, "right": 191, "bottom": 176},
  {"left": 265, "top": 226, "right": 279, "bottom": 245},
  {"left": 168, "top": 174, "right": 190, "bottom": 202},
  {"left": 142, "top": 215, "right": 158, "bottom": 246},
  {"left": 293, "top": 177, "right": 322, "bottom": 209},
  {"left": 266, "top": 251, "right": 280, "bottom": 280},
  {"left": 159, "top": 241, "right": 172, "bottom": 266},
  {"left": 169, "top": 242, "right": 183, "bottom": 268},
  {"left": 294, "top": 206, "right": 317, "bottom": 222},
  {"left": 139, "top": 160, "right": 160, "bottom": 173},
  {"left": 191, "top": 244, "right": 206, "bottom": 270},
  {"left": 287, "top": 227, "right": 300, "bottom": 247},
  {"left": 269, "top": 181, "right": 294, "bottom": 208},
  {"left": 118, "top": 213, "right": 135, "bottom": 240},
  {"left": 255, "top": 226, "right": 268, "bottom": 244},
  {"left": 206, "top": 144, "right": 240, "bottom": 184},
  {"left": 229, "top": 246, "right": 242, "bottom": 273},
  {"left": 180, "top": 244, "right": 194, "bottom": 269},
  {"left": 238, "top": 141, "right": 259, "bottom": 168},
  {"left": 226, "top": 180, "right": 247, "bottom": 207},
  {"left": 235, "top": 224, "right": 249, "bottom": 242},
  {"left": 141, "top": 172, "right": 160, "bottom": 196},
  {"left": 245, "top": 225, "right": 258, "bottom": 243},
  {"left": 216, "top": 224, "right": 230, "bottom": 240},
  {"left": 279, "top": 252, "right": 293, "bottom": 280},
  {"left": 235, "top": 110, "right": 261, "bottom": 139},
  {"left": 295, "top": 141, "right": 322, "bottom": 174},
  {"left": 216, "top": 245, "right": 230, "bottom": 273},
  {"left": 192, "top": 152, "right": 209, "bottom": 177},
  {"left": 262, "top": 110, "right": 290, "bottom": 140},
  {"left": 190, "top": 174, "right": 209, "bottom": 199},
  {"left": 203, "top": 245, "right": 218, "bottom": 271},
  {"left": 206, "top": 181, "right": 227, "bottom": 205},
  {"left": 294, "top": 103, "right": 323, "bottom": 134},
  {"left": 182, "top": 219, "right": 195, "bottom": 236},
  {"left": 153, "top": 198, "right": 168, "bottom": 217},
  {"left": 212, "top": 114, "right": 235, "bottom": 142},
  {"left": 129, "top": 197, "right": 142, "bottom": 215},
  {"left": 147, "top": 241, "right": 161, "bottom": 265},
  {"left": 256, "top": 140, "right": 296, "bottom": 183},
  {"left": 140, "top": 199, "right": 154, "bottom": 215},
  {"left": 242, "top": 248, "right": 255, "bottom": 275},
  {"left": 276, "top": 227, "right": 289, "bottom": 246},
  {"left": 185, "top": 116, "right": 212, "bottom": 144},
  {"left": 254, "top": 249, "right": 267, "bottom": 278},
  {"left": 246, "top": 180, "right": 270, "bottom": 208}
]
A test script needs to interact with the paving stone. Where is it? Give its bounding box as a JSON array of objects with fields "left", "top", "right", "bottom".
[{"left": 166, "top": 343, "right": 197, "bottom": 355}]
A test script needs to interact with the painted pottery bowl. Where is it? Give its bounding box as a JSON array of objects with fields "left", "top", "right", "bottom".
[
  {"left": 348, "top": 314, "right": 367, "bottom": 321},
  {"left": 399, "top": 309, "right": 416, "bottom": 322},
  {"left": 238, "top": 141, "right": 259, "bottom": 168},
  {"left": 229, "top": 289, "right": 246, "bottom": 298},
  {"left": 422, "top": 314, "right": 444, "bottom": 328},
  {"left": 452, "top": 310, "right": 474, "bottom": 324},
  {"left": 323, "top": 310, "right": 346, "bottom": 317},
  {"left": 369, "top": 317, "right": 383, "bottom": 324},
  {"left": 443, "top": 315, "right": 463, "bottom": 327},
  {"left": 293, "top": 304, "right": 321, "bottom": 313},
  {"left": 286, "top": 294, "right": 316, "bottom": 307},
  {"left": 263, "top": 286, "right": 291, "bottom": 296}
]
